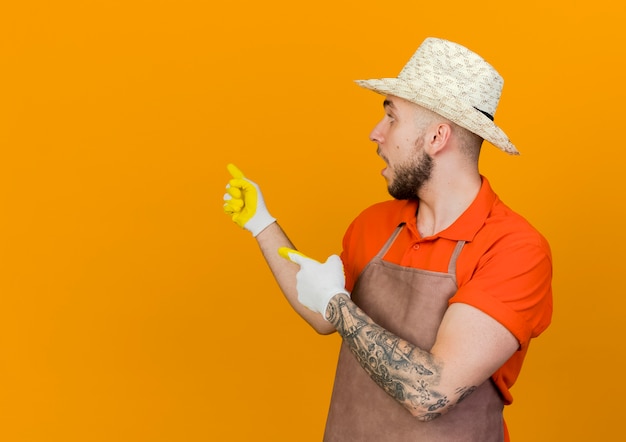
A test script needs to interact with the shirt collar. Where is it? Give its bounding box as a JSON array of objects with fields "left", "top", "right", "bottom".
[{"left": 398, "top": 176, "right": 497, "bottom": 242}]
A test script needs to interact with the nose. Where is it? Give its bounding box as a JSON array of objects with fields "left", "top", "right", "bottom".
[{"left": 369, "top": 119, "right": 385, "bottom": 143}]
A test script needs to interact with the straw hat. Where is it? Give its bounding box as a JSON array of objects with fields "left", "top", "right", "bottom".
[{"left": 355, "top": 37, "right": 518, "bottom": 155}]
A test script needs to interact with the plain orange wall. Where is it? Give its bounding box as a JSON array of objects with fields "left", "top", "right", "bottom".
[{"left": 1, "top": 1, "right": 624, "bottom": 441}]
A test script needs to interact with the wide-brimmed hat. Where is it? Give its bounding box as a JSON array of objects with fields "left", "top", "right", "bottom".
[{"left": 355, "top": 37, "right": 518, "bottom": 155}]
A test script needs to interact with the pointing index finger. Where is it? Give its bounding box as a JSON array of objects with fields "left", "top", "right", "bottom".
[
  {"left": 278, "top": 247, "right": 307, "bottom": 261},
  {"left": 226, "top": 163, "right": 245, "bottom": 179}
]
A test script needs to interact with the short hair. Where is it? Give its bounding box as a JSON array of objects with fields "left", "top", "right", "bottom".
[{"left": 451, "top": 122, "right": 483, "bottom": 162}]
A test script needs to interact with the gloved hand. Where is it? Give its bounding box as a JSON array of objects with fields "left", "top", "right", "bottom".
[
  {"left": 279, "top": 247, "right": 350, "bottom": 320},
  {"left": 223, "top": 163, "right": 276, "bottom": 237}
]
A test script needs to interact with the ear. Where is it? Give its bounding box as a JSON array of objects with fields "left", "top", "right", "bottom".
[{"left": 425, "top": 122, "right": 452, "bottom": 156}]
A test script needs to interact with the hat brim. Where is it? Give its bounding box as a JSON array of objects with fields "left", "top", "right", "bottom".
[{"left": 355, "top": 78, "right": 519, "bottom": 155}]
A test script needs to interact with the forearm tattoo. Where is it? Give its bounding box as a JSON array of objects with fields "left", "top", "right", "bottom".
[{"left": 326, "top": 294, "right": 475, "bottom": 420}]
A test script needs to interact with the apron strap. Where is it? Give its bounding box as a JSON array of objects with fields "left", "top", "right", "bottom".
[
  {"left": 375, "top": 223, "right": 406, "bottom": 260},
  {"left": 447, "top": 240, "right": 466, "bottom": 284}
]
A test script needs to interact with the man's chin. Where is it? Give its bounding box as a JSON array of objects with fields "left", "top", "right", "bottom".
[{"left": 387, "top": 184, "right": 419, "bottom": 201}]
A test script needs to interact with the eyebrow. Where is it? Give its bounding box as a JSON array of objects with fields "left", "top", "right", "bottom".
[{"left": 383, "top": 99, "right": 395, "bottom": 109}]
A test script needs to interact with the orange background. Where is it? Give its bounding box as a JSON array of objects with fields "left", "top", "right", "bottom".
[{"left": 1, "top": 1, "right": 624, "bottom": 440}]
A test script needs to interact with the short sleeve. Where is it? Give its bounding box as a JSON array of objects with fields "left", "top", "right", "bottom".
[{"left": 451, "top": 234, "right": 553, "bottom": 348}]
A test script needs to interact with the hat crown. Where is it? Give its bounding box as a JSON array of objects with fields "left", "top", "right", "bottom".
[{"left": 398, "top": 38, "right": 503, "bottom": 117}]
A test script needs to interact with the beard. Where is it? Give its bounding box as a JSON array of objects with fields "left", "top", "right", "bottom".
[{"left": 387, "top": 142, "right": 433, "bottom": 201}]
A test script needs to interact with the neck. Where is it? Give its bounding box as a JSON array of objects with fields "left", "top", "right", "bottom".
[{"left": 416, "top": 171, "right": 482, "bottom": 237}]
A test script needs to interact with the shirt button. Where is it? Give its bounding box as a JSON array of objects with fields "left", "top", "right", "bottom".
[{"left": 412, "top": 243, "right": 420, "bottom": 250}]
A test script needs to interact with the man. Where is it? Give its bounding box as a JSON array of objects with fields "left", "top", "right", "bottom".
[{"left": 223, "top": 37, "right": 552, "bottom": 441}]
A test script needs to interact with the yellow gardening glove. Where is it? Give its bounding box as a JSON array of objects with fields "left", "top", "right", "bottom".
[
  {"left": 279, "top": 247, "right": 350, "bottom": 320},
  {"left": 223, "top": 164, "right": 276, "bottom": 237}
]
